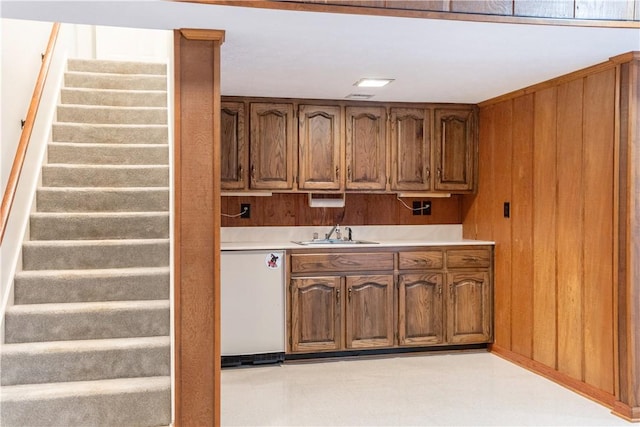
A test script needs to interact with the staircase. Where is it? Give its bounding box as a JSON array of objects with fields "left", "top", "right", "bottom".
[{"left": 0, "top": 59, "right": 171, "bottom": 426}]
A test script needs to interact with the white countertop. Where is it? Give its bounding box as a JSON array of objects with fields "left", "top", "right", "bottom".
[{"left": 221, "top": 225, "right": 494, "bottom": 251}]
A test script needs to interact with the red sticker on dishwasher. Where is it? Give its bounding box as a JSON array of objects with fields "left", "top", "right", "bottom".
[{"left": 266, "top": 253, "right": 281, "bottom": 269}]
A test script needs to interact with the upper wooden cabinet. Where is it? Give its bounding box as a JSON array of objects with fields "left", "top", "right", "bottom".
[
  {"left": 221, "top": 98, "right": 478, "bottom": 195},
  {"left": 434, "top": 108, "right": 476, "bottom": 192},
  {"left": 390, "top": 108, "right": 431, "bottom": 191},
  {"left": 345, "top": 106, "right": 388, "bottom": 191},
  {"left": 298, "top": 105, "right": 343, "bottom": 191},
  {"left": 249, "top": 103, "right": 295, "bottom": 190},
  {"left": 220, "top": 102, "right": 247, "bottom": 190}
]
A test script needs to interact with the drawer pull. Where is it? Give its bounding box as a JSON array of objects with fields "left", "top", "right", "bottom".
[{"left": 336, "top": 289, "right": 341, "bottom": 303}]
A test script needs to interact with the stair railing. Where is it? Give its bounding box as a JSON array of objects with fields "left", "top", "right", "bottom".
[{"left": 0, "top": 22, "right": 60, "bottom": 244}]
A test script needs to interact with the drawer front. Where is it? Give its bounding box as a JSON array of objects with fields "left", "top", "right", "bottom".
[
  {"left": 446, "top": 248, "right": 491, "bottom": 268},
  {"left": 398, "top": 251, "right": 443, "bottom": 270},
  {"left": 291, "top": 253, "right": 394, "bottom": 274}
]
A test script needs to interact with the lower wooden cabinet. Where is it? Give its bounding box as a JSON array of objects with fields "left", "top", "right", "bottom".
[
  {"left": 446, "top": 271, "right": 492, "bottom": 344},
  {"left": 345, "top": 275, "right": 394, "bottom": 349},
  {"left": 289, "top": 273, "right": 394, "bottom": 352},
  {"left": 398, "top": 273, "right": 444, "bottom": 346},
  {"left": 288, "top": 246, "right": 493, "bottom": 355}
]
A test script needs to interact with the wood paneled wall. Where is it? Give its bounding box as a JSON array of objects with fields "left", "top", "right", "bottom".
[
  {"left": 462, "top": 58, "right": 631, "bottom": 411},
  {"left": 207, "top": 0, "right": 640, "bottom": 25},
  {"left": 221, "top": 193, "right": 461, "bottom": 227},
  {"left": 174, "top": 29, "right": 225, "bottom": 427}
]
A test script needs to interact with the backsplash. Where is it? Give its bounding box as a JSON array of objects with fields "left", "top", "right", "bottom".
[{"left": 221, "top": 193, "right": 462, "bottom": 227}]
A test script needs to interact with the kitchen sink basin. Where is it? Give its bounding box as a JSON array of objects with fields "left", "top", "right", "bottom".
[{"left": 292, "top": 239, "right": 378, "bottom": 245}]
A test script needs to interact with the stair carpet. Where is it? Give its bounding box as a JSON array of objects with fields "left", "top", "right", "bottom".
[{"left": 1, "top": 59, "right": 171, "bottom": 426}]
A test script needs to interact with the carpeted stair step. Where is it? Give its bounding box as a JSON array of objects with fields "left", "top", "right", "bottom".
[
  {"left": 22, "top": 239, "right": 169, "bottom": 270},
  {"left": 14, "top": 267, "right": 169, "bottom": 304},
  {"left": 57, "top": 105, "right": 167, "bottom": 125},
  {"left": 36, "top": 187, "right": 169, "bottom": 212},
  {"left": 0, "top": 376, "right": 171, "bottom": 427},
  {"left": 52, "top": 123, "right": 168, "bottom": 144},
  {"left": 60, "top": 87, "right": 167, "bottom": 107},
  {"left": 42, "top": 164, "right": 169, "bottom": 187},
  {"left": 14, "top": 267, "right": 170, "bottom": 304},
  {"left": 30, "top": 212, "right": 169, "bottom": 240},
  {"left": 1, "top": 336, "right": 170, "bottom": 386},
  {"left": 67, "top": 58, "right": 167, "bottom": 75},
  {"left": 48, "top": 142, "right": 169, "bottom": 165},
  {"left": 4, "top": 300, "right": 170, "bottom": 343},
  {"left": 65, "top": 71, "right": 166, "bottom": 91}
]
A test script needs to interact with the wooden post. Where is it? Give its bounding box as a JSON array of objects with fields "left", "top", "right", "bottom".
[
  {"left": 173, "top": 28, "right": 225, "bottom": 426},
  {"left": 612, "top": 52, "right": 640, "bottom": 422}
]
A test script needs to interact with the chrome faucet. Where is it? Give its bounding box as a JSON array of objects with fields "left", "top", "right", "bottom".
[{"left": 325, "top": 224, "right": 340, "bottom": 240}]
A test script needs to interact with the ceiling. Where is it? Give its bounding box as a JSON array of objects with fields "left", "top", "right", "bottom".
[{"left": 2, "top": 0, "right": 639, "bottom": 103}]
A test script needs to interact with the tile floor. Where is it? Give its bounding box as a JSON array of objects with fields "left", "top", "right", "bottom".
[{"left": 221, "top": 351, "right": 631, "bottom": 426}]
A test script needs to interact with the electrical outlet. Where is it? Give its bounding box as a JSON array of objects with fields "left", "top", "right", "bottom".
[
  {"left": 412, "top": 201, "right": 422, "bottom": 216},
  {"left": 241, "top": 203, "right": 251, "bottom": 219},
  {"left": 422, "top": 200, "right": 432, "bottom": 215},
  {"left": 503, "top": 202, "right": 510, "bottom": 218}
]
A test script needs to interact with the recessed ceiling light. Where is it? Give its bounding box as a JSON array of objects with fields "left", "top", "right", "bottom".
[
  {"left": 346, "top": 93, "right": 374, "bottom": 100},
  {"left": 354, "top": 78, "right": 394, "bottom": 88}
]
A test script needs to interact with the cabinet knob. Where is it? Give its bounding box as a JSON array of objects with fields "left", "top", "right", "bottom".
[
  {"left": 250, "top": 164, "right": 255, "bottom": 181},
  {"left": 238, "top": 165, "right": 243, "bottom": 178},
  {"left": 336, "top": 289, "right": 341, "bottom": 303},
  {"left": 348, "top": 287, "right": 352, "bottom": 302},
  {"left": 336, "top": 166, "right": 339, "bottom": 180},
  {"left": 426, "top": 168, "right": 430, "bottom": 180},
  {"left": 347, "top": 166, "right": 352, "bottom": 181}
]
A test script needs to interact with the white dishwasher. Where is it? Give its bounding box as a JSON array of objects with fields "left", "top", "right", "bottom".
[{"left": 220, "top": 250, "right": 286, "bottom": 366}]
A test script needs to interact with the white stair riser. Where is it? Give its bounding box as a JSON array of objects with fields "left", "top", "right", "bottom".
[
  {"left": 57, "top": 105, "right": 167, "bottom": 125},
  {"left": 67, "top": 59, "right": 167, "bottom": 75},
  {"left": 65, "top": 72, "right": 166, "bottom": 91},
  {"left": 30, "top": 213, "right": 169, "bottom": 240},
  {"left": 52, "top": 123, "right": 168, "bottom": 144},
  {"left": 60, "top": 88, "right": 167, "bottom": 107},
  {"left": 42, "top": 165, "right": 169, "bottom": 187}
]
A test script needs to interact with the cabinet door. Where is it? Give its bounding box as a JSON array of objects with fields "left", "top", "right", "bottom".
[
  {"left": 221, "top": 102, "right": 247, "bottom": 190},
  {"left": 345, "top": 106, "right": 387, "bottom": 190},
  {"left": 398, "top": 273, "right": 444, "bottom": 346},
  {"left": 290, "top": 277, "right": 342, "bottom": 352},
  {"left": 345, "top": 275, "right": 394, "bottom": 349},
  {"left": 298, "top": 105, "right": 343, "bottom": 190},
  {"left": 250, "top": 103, "right": 295, "bottom": 190},
  {"left": 390, "top": 108, "right": 431, "bottom": 191},
  {"left": 446, "top": 271, "right": 492, "bottom": 344},
  {"left": 434, "top": 108, "right": 475, "bottom": 192}
]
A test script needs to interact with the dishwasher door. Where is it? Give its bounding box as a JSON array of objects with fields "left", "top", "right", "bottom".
[{"left": 220, "top": 250, "right": 285, "bottom": 363}]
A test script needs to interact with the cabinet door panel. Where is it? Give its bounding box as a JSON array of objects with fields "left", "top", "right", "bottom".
[
  {"left": 446, "top": 271, "right": 492, "bottom": 344},
  {"left": 398, "top": 273, "right": 444, "bottom": 346},
  {"left": 434, "top": 108, "right": 475, "bottom": 192},
  {"left": 346, "top": 106, "right": 387, "bottom": 190},
  {"left": 391, "top": 108, "right": 431, "bottom": 191},
  {"left": 345, "top": 275, "right": 394, "bottom": 348},
  {"left": 298, "top": 105, "right": 343, "bottom": 190},
  {"left": 221, "top": 102, "right": 246, "bottom": 190},
  {"left": 250, "top": 103, "right": 295, "bottom": 190},
  {"left": 291, "top": 277, "right": 342, "bottom": 352}
]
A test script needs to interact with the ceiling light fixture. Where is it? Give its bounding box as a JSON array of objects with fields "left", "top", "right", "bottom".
[
  {"left": 346, "top": 93, "right": 374, "bottom": 100},
  {"left": 354, "top": 78, "right": 394, "bottom": 88}
]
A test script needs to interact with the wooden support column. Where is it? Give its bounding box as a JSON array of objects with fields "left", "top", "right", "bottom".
[
  {"left": 613, "top": 51, "right": 640, "bottom": 422},
  {"left": 174, "top": 28, "right": 225, "bottom": 426}
]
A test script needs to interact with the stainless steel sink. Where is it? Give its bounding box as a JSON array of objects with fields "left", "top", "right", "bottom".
[{"left": 292, "top": 239, "right": 378, "bottom": 245}]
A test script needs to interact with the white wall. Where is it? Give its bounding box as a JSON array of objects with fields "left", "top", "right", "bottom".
[{"left": 0, "top": 19, "right": 72, "bottom": 324}]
